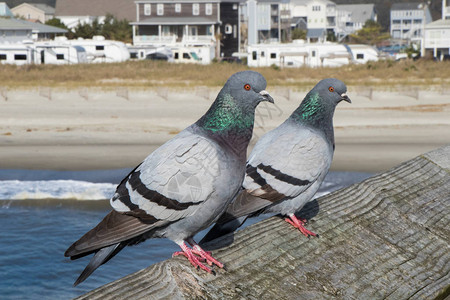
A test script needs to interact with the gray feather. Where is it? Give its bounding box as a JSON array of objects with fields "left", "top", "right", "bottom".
[
  {"left": 201, "top": 78, "right": 351, "bottom": 244},
  {"left": 65, "top": 71, "right": 274, "bottom": 285}
]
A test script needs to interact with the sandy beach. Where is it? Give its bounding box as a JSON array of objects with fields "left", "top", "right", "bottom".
[{"left": 0, "top": 85, "right": 449, "bottom": 173}]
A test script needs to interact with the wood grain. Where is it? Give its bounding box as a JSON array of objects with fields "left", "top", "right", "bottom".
[{"left": 77, "top": 145, "right": 450, "bottom": 300}]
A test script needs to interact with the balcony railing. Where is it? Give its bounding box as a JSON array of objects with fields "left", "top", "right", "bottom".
[
  {"left": 134, "top": 35, "right": 177, "bottom": 45},
  {"left": 134, "top": 34, "right": 215, "bottom": 46}
]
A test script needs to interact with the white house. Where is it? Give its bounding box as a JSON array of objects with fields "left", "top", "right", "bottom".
[
  {"left": 0, "top": 18, "right": 33, "bottom": 43},
  {"left": 423, "top": 0, "right": 450, "bottom": 60},
  {"left": 0, "top": 2, "right": 14, "bottom": 17},
  {"left": 390, "top": 3, "right": 432, "bottom": 41},
  {"left": 289, "top": 0, "right": 337, "bottom": 41},
  {"left": 336, "top": 4, "right": 377, "bottom": 40},
  {"left": 246, "top": 0, "right": 291, "bottom": 44},
  {"left": 11, "top": 3, "right": 55, "bottom": 23}
]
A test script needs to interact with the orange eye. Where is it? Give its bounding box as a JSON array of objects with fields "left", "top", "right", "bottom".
[
  {"left": 244, "top": 84, "right": 251, "bottom": 91},
  {"left": 328, "top": 86, "right": 334, "bottom": 92}
]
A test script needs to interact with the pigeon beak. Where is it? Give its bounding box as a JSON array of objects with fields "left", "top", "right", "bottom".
[
  {"left": 340, "top": 93, "right": 351, "bottom": 103},
  {"left": 259, "top": 90, "right": 274, "bottom": 103}
]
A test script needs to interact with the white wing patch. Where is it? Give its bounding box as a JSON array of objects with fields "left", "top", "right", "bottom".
[{"left": 111, "top": 130, "right": 224, "bottom": 222}]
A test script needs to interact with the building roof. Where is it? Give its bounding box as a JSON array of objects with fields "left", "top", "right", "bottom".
[
  {"left": 425, "top": 18, "right": 450, "bottom": 28},
  {"left": 0, "top": 2, "right": 14, "bottom": 17},
  {"left": 307, "top": 28, "right": 325, "bottom": 38},
  {"left": 391, "top": 3, "right": 427, "bottom": 11},
  {"left": 15, "top": 18, "right": 67, "bottom": 33},
  {"left": 55, "top": 0, "right": 136, "bottom": 21},
  {"left": 0, "top": 17, "right": 33, "bottom": 29},
  {"left": 337, "top": 4, "right": 375, "bottom": 24},
  {"left": 31, "top": 3, "right": 56, "bottom": 14},
  {"left": 0, "top": 17, "right": 66, "bottom": 33},
  {"left": 133, "top": 16, "right": 218, "bottom": 25}
]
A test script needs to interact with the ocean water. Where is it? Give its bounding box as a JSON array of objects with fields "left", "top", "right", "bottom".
[{"left": 0, "top": 169, "right": 371, "bottom": 300}]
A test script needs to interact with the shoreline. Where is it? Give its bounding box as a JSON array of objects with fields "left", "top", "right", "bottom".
[{"left": 0, "top": 87, "right": 449, "bottom": 173}]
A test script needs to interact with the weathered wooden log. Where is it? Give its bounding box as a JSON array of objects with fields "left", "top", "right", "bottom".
[{"left": 77, "top": 145, "right": 450, "bottom": 299}]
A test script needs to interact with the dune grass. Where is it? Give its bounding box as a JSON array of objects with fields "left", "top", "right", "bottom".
[{"left": 0, "top": 59, "right": 449, "bottom": 89}]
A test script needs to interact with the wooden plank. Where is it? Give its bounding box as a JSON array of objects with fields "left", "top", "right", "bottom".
[{"left": 77, "top": 145, "right": 450, "bottom": 300}]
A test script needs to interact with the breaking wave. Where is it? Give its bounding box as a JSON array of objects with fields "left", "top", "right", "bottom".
[{"left": 0, "top": 180, "right": 116, "bottom": 201}]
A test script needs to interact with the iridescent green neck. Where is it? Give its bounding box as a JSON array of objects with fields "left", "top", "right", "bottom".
[
  {"left": 290, "top": 91, "right": 335, "bottom": 146},
  {"left": 198, "top": 93, "right": 255, "bottom": 134},
  {"left": 292, "top": 92, "right": 324, "bottom": 122}
]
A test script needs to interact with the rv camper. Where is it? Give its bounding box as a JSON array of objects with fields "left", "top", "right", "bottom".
[
  {"left": 56, "top": 36, "right": 130, "bottom": 63},
  {"left": 0, "top": 43, "right": 35, "bottom": 65},
  {"left": 247, "top": 41, "right": 351, "bottom": 68}
]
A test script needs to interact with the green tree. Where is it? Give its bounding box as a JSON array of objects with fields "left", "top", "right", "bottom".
[
  {"left": 45, "top": 18, "right": 69, "bottom": 30},
  {"left": 349, "top": 20, "right": 390, "bottom": 46},
  {"left": 71, "top": 18, "right": 102, "bottom": 39},
  {"left": 101, "top": 14, "right": 132, "bottom": 43},
  {"left": 326, "top": 31, "right": 337, "bottom": 42},
  {"left": 291, "top": 28, "right": 306, "bottom": 40}
]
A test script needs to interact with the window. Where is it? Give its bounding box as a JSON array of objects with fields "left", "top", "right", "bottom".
[
  {"left": 393, "top": 20, "right": 400, "bottom": 24},
  {"left": 192, "top": 3, "right": 199, "bottom": 15},
  {"left": 175, "top": 3, "right": 181, "bottom": 12},
  {"left": 162, "top": 26, "right": 170, "bottom": 36},
  {"left": 224, "top": 24, "right": 232, "bottom": 34},
  {"left": 270, "top": 53, "right": 276, "bottom": 59},
  {"left": 56, "top": 54, "right": 64, "bottom": 60},
  {"left": 190, "top": 26, "right": 198, "bottom": 37},
  {"left": 183, "top": 53, "right": 191, "bottom": 59},
  {"left": 144, "top": 4, "right": 151, "bottom": 16},
  {"left": 311, "top": 50, "right": 316, "bottom": 57},
  {"left": 312, "top": 5, "right": 321, "bottom": 11},
  {"left": 205, "top": 3, "right": 212, "bottom": 15},
  {"left": 0, "top": 54, "right": 6, "bottom": 60},
  {"left": 174, "top": 52, "right": 179, "bottom": 59},
  {"left": 96, "top": 45, "right": 104, "bottom": 50},
  {"left": 356, "top": 53, "right": 364, "bottom": 59},
  {"left": 252, "top": 51, "right": 257, "bottom": 60},
  {"left": 157, "top": 4, "right": 164, "bottom": 15},
  {"left": 14, "top": 54, "right": 27, "bottom": 60}
]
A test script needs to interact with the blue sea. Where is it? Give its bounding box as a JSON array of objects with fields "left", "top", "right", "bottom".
[{"left": 0, "top": 169, "right": 371, "bottom": 299}]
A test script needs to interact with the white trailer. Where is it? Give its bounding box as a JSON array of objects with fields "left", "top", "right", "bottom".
[
  {"left": 56, "top": 36, "right": 130, "bottom": 63},
  {"left": 172, "top": 45, "right": 215, "bottom": 65},
  {"left": 345, "top": 44, "right": 379, "bottom": 64},
  {"left": 247, "top": 41, "right": 351, "bottom": 68},
  {"left": 0, "top": 43, "right": 35, "bottom": 65},
  {"left": 34, "top": 42, "right": 88, "bottom": 64}
]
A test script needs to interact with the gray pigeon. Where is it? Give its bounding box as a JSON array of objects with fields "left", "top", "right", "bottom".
[
  {"left": 65, "top": 71, "right": 274, "bottom": 286},
  {"left": 200, "top": 78, "right": 350, "bottom": 244}
]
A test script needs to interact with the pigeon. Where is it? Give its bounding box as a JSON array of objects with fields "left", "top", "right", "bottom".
[
  {"left": 200, "top": 78, "right": 351, "bottom": 244},
  {"left": 64, "top": 70, "right": 274, "bottom": 286}
]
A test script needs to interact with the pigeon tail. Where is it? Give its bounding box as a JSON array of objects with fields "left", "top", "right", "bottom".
[
  {"left": 200, "top": 215, "right": 248, "bottom": 245},
  {"left": 73, "top": 243, "right": 121, "bottom": 286}
]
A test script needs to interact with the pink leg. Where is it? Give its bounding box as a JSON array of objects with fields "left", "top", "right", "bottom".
[
  {"left": 285, "top": 214, "right": 319, "bottom": 238},
  {"left": 172, "top": 239, "right": 224, "bottom": 273}
]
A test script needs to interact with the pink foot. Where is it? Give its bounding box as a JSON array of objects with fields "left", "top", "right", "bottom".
[
  {"left": 285, "top": 215, "right": 319, "bottom": 238},
  {"left": 173, "top": 241, "right": 224, "bottom": 274}
]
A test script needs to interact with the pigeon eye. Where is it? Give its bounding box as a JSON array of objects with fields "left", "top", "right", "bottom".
[
  {"left": 244, "top": 84, "right": 251, "bottom": 91},
  {"left": 328, "top": 86, "right": 335, "bottom": 92}
]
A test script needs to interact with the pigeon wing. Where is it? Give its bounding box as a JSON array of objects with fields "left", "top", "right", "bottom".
[
  {"left": 227, "top": 124, "right": 332, "bottom": 219},
  {"left": 66, "top": 130, "right": 222, "bottom": 257}
]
